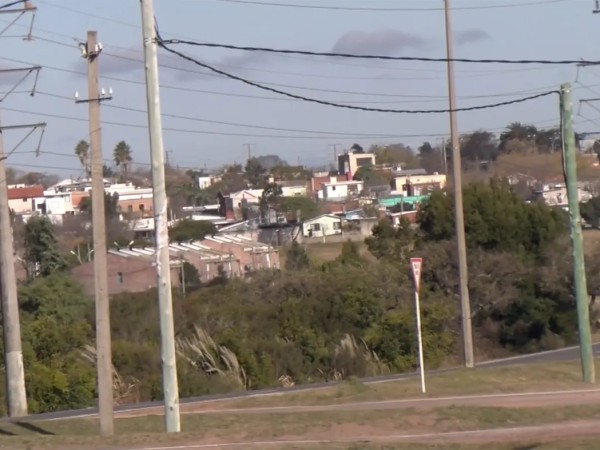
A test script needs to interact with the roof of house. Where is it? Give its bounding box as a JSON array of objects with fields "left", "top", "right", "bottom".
[
  {"left": 394, "top": 169, "right": 428, "bottom": 177},
  {"left": 323, "top": 180, "right": 363, "bottom": 187},
  {"left": 303, "top": 214, "right": 341, "bottom": 223},
  {"left": 7, "top": 185, "right": 43, "bottom": 200}
]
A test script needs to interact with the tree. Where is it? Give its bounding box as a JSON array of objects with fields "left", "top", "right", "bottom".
[
  {"left": 113, "top": 140, "right": 133, "bottom": 177},
  {"left": 350, "top": 143, "right": 364, "bottom": 154},
  {"left": 371, "top": 144, "right": 419, "bottom": 168},
  {"left": 460, "top": 131, "right": 499, "bottom": 162},
  {"left": 16, "top": 172, "right": 59, "bottom": 188},
  {"left": 78, "top": 192, "right": 119, "bottom": 218},
  {"left": 418, "top": 141, "right": 442, "bottom": 174},
  {"left": 75, "top": 140, "right": 90, "bottom": 177},
  {"left": 280, "top": 196, "right": 320, "bottom": 221},
  {"left": 499, "top": 122, "right": 538, "bottom": 153},
  {"left": 417, "top": 180, "right": 566, "bottom": 255},
  {"left": 260, "top": 182, "right": 283, "bottom": 212},
  {"left": 254, "top": 155, "right": 287, "bottom": 170},
  {"left": 23, "top": 216, "right": 67, "bottom": 278},
  {"left": 353, "top": 165, "right": 389, "bottom": 187},
  {"left": 169, "top": 220, "right": 217, "bottom": 243},
  {"left": 244, "top": 157, "right": 267, "bottom": 188},
  {"left": 285, "top": 241, "right": 310, "bottom": 271},
  {"left": 103, "top": 165, "right": 115, "bottom": 178},
  {"left": 180, "top": 261, "right": 201, "bottom": 292}
]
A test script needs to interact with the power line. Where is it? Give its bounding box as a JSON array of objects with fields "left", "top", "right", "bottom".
[
  {"left": 216, "top": 0, "right": 567, "bottom": 11},
  {"left": 37, "top": 91, "right": 445, "bottom": 138},
  {"left": 0, "top": 20, "right": 564, "bottom": 80},
  {"left": 0, "top": 53, "right": 571, "bottom": 108},
  {"left": 157, "top": 38, "right": 560, "bottom": 114},
  {"left": 162, "top": 39, "right": 600, "bottom": 66},
  {"left": 0, "top": 1, "right": 25, "bottom": 10}
]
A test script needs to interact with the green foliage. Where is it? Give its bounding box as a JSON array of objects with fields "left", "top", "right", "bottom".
[
  {"left": 280, "top": 196, "right": 319, "bottom": 221},
  {"left": 113, "top": 140, "right": 132, "bottom": 175},
  {"left": 23, "top": 216, "right": 68, "bottom": 278},
  {"left": 580, "top": 196, "right": 600, "bottom": 227},
  {"left": 285, "top": 241, "right": 310, "bottom": 271},
  {"left": 335, "top": 241, "right": 364, "bottom": 267},
  {"left": 352, "top": 165, "right": 389, "bottom": 187},
  {"left": 19, "top": 274, "right": 91, "bottom": 322},
  {"left": 371, "top": 143, "right": 419, "bottom": 168},
  {"left": 245, "top": 157, "right": 267, "bottom": 188},
  {"left": 5, "top": 180, "right": 586, "bottom": 416},
  {"left": 365, "top": 218, "right": 415, "bottom": 261},
  {"left": 79, "top": 192, "right": 120, "bottom": 217},
  {"left": 260, "top": 182, "right": 283, "bottom": 213},
  {"left": 17, "top": 274, "right": 96, "bottom": 413},
  {"left": 417, "top": 181, "right": 566, "bottom": 255},
  {"left": 181, "top": 261, "right": 201, "bottom": 292},
  {"left": 74, "top": 139, "right": 90, "bottom": 176},
  {"left": 169, "top": 219, "right": 217, "bottom": 243}
]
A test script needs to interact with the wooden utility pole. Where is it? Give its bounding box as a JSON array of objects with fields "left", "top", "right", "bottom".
[
  {"left": 561, "top": 83, "right": 595, "bottom": 383},
  {"left": 140, "top": 0, "right": 181, "bottom": 433},
  {"left": 76, "top": 31, "right": 114, "bottom": 436},
  {"left": 444, "top": 0, "right": 474, "bottom": 368}
]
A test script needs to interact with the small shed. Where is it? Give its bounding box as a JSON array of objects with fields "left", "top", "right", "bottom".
[{"left": 302, "top": 214, "right": 342, "bottom": 238}]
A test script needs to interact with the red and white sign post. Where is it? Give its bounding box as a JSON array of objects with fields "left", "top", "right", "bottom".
[{"left": 410, "top": 257, "right": 426, "bottom": 394}]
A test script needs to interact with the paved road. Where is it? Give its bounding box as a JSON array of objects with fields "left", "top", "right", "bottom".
[{"left": 15, "top": 342, "right": 600, "bottom": 423}]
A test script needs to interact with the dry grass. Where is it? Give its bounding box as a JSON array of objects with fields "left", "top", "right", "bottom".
[
  {"left": 0, "top": 361, "right": 596, "bottom": 449},
  {"left": 1, "top": 403, "right": 600, "bottom": 449},
  {"left": 218, "top": 359, "right": 600, "bottom": 410}
]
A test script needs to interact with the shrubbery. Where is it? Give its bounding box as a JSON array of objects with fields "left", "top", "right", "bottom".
[{"left": 0, "top": 180, "right": 595, "bottom": 414}]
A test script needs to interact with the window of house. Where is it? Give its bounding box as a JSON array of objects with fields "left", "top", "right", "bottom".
[
  {"left": 22, "top": 198, "right": 27, "bottom": 202},
  {"left": 312, "top": 223, "right": 321, "bottom": 231},
  {"left": 333, "top": 221, "right": 341, "bottom": 230},
  {"left": 117, "top": 272, "right": 124, "bottom": 284},
  {"left": 139, "top": 204, "right": 145, "bottom": 211},
  {"left": 128, "top": 205, "right": 133, "bottom": 213}
]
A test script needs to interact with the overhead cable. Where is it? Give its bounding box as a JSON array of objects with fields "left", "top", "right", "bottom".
[
  {"left": 157, "top": 37, "right": 560, "bottom": 114},
  {"left": 216, "top": 0, "right": 567, "bottom": 11},
  {"left": 161, "top": 39, "right": 600, "bottom": 66}
]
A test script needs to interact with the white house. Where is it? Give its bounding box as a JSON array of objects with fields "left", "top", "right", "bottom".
[
  {"left": 7, "top": 184, "right": 44, "bottom": 215},
  {"left": 392, "top": 173, "right": 447, "bottom": 196},
  {"left": 281, "top": 185, "right": 308, "bottom": 197},
  {"left": 317, "top": 180, "right": 364, "bottom": 201},
  {"left": 302, "top": 214, "right": 342, "bottom": 238},
  {"left": 538, "top": 187, "right": 592, "bottom": 207}
]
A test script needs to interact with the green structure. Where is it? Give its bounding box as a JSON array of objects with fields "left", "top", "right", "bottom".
[{"left": 378, "top": 195, "right": 429, "bottom": 209}]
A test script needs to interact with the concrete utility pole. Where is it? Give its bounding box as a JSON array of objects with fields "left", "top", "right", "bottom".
[
  {"left": 0, "top": 1, "right": 40, "bottom": 419},
  {"left": 560, "top": 83, "right": 595, "bottom": 384},
  {"left": 140, "top": 0, "right": 181, "bottom": 433},
  {"left": 76, "top": 31, "right": 114, "bottom": 436},
  {"left": 443, "top": 0, "right": 474, "bottom": 368},
  {"left": 0, "top": 116, "right": 27, "bottom": 417}
]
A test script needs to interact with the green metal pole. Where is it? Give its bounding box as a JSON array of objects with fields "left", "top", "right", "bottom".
[{"left": 561, "top": 83, "right": 596, "bottom": 384}]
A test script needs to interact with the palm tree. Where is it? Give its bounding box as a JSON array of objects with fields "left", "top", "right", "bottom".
[
  {"left": 113, "top": 140, "right": 132, "bottom": 177},
  {"left": 74, "top": 139, "right": 90, "bottom": 177}
]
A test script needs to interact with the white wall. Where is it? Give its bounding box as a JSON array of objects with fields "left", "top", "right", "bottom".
[
  {"left": 302, "top": 215, "right": 342, "bottom": 237},
  {"left": 8, "top": 198, "right": 35, "bottom": 214},
  {"left": 320, "top": 181, "right": 363, "bottom": 200}
]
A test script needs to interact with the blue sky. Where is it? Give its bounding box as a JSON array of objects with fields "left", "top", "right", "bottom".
[{"left": 0, "top": 0, "right": 597, "bottom": 177}]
